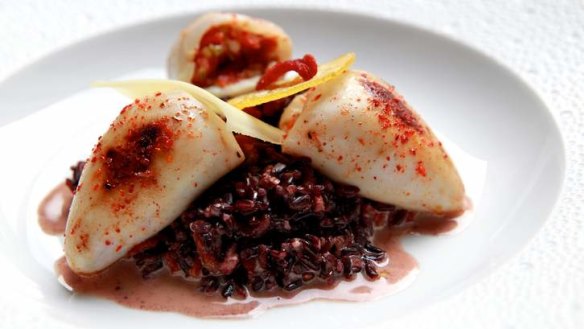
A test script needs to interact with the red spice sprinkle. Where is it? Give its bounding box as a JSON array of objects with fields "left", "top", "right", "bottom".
[
  {"left": 115, "top": 245, "right": 122, "bottom": 252},
  {"left": 105, "top": 240, "right": 112, "bottom": 246},
  {"left": 306, "top": 130, "right": 324, "bottom": 152},
  {"left": 78, "top": 233, "right": 89, "bottom": 251},
  {"left": 358, "top": 137, "right": 366, "bottom": 146},
  {"left": 416, "top": 161, "right": 427, "bottom": 177},
  {"left": 256, "top": 54, "right": 318, "bottom": 90},
  {"left": 361, "top": 77, "right": 424, "bottom": 134},
  {"left": 102, "top": 119, "right": 174, "bottom": 191},
  {"left": 396, "top": 164, "right": 404, "bottom": 173},
  {"left": 69, "top": 221, "right": 80, "bottom": 236},
  {"left": 120, "top": 104, "right": 132, "bottom": 114},
  {"left": 92, "top": 142, "right": 102, "bottom": 153},
  {"left": 155, "top": 92, "right": 162, "bottom": 97}
]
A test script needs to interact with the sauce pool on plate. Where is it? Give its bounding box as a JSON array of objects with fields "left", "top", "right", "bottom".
[{"left": 40, "top": 183, "right": 458, "bottom": 318}]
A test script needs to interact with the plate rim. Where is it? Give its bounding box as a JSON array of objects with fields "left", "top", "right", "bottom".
[{"left": 0, "top": 4, "right": 567, "bottom": 327}]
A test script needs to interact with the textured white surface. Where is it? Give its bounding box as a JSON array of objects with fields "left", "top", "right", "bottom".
[{"left": 0, "top": 0, "right": 582, "bottom": 328}]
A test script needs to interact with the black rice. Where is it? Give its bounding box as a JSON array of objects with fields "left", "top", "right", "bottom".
[{"left": 68, "top": 136, "right": 411, "bottom": 298}]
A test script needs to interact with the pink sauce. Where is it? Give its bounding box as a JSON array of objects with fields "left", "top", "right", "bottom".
[
  {"left": 55, "top": 257, "right": 259, "bottom": 317},
  {"left": 54, "top": 232, "right": 419, "bottom": 318},
  {"left": 42, "top": 183, "right": 461, "bottom": 318},
  {"left": 38, "top": 183, "right": 72, "bottom": 235}
]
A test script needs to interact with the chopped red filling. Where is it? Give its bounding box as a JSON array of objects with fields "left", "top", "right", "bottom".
[
  {"left": 192, "top": 25, "right": 278, "bottom": 88},
  {"left": 256, "top": 54, "right": 318, "bottom": 90}
]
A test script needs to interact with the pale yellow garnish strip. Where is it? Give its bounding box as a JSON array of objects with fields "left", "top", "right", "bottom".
[
  {"left": 227, "top": 52, "right": 356, "bottom": 109},
  {"left": 93, "top": 79, "right": 285, "bottom": 145}
]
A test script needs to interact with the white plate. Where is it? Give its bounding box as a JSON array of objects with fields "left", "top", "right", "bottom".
[{"left": 0, "top": 7, "right": 565, "bottom": 329}]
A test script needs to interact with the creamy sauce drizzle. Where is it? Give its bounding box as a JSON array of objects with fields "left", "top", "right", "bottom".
[{"left": 42, "top": 183, "right": 464, "bottom": 318}]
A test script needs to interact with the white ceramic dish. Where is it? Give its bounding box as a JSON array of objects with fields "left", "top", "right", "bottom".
[{"left": 0, "top": 7, "right": 565, "bottom": 329}]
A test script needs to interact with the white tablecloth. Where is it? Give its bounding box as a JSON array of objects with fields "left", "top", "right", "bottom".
[{"left": 0, "top": 0, "right": 582, "bottom": 328}]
